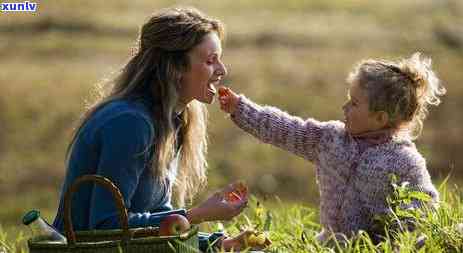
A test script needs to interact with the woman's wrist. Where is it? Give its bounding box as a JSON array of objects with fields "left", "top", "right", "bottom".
[
  {"left": 220, "top": 237, "right": 241, "bottom": 251},
  {"left": 186, "top": 207, "right": 206, "bottom": 224}
]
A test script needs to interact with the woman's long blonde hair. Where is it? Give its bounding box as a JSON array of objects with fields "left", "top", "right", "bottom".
[{"left": 67, "top": 7, "right": 224, "bottom": 206}]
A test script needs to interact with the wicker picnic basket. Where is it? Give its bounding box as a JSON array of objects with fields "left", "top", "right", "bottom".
[{"left": 27, "top": 175, "right": 200, "bottom": 253}]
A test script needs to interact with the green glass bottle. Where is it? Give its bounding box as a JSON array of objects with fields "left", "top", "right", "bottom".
[{"left": 22, "top": 210, "right": 67, "bottom": 243}]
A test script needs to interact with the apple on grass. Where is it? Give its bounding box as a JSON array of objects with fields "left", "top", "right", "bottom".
[{"left": 159, "top": 214, "right": 191, "bottom": 236}]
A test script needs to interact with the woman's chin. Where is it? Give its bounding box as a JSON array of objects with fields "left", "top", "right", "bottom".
[{"left": 197, "top": 95, "right": 215, "bottom": 104}]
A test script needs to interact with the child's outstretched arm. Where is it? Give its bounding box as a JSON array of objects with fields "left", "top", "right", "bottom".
[{"left": 218, "top": 86, "right": 323, "bottom": 163}]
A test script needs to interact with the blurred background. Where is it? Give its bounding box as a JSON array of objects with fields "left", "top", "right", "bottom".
[{"left": 1, "top": 0, "right": 462, "bottom": 242}]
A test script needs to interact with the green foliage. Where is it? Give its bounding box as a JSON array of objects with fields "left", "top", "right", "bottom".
[
  {"left": 0, "top": 226, "right": 27, "bottom": 253},
  {"left": 2, "top": 181, "right": 463, "bottom": 252},
  {"left": 369, "top": 174, "right": 463, "bottom": 253},
  {"left": 208, "top": 181, "right": 463, "bottom": 253},
  {"left": 372, "top": 174, "right": 433, "bottom": 234}
]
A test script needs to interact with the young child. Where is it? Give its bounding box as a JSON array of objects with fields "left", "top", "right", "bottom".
[{"left": 218, "top": 53, "right": 446, "bottom": 243}]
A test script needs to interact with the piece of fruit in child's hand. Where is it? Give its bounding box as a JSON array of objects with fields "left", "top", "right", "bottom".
[{"left": 218, "top": 86, "right": 228, "bottom": 97}]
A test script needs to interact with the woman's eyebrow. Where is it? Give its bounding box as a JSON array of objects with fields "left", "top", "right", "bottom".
[
  {"left": 206, "top": 52, "right": 224, "bottom": 62},
  {"left": 208, "top": 51, "right": 222, "bottom": 58}
]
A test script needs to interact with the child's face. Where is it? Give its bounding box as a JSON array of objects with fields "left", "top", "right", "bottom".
[{"left": 342, "top": 81, "right": 387, "bottom": 135}]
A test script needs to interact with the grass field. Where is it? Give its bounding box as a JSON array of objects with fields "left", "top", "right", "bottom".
[
  {"left": 1, "top": 180, "right": 462, "bottom": 252},
  {"left": 1, "top": 0, "right": 462, "bottom": 251}
]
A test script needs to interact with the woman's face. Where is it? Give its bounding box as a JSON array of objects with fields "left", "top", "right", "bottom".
[
  {"left": 342, "top": 81, "right": 387, "bottom": 135},
  {"left": 179, "top": 32, "right": 227, "bottom": 104}
]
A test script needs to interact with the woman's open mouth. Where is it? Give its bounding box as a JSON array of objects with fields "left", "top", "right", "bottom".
[{"left": 207, "top": 81, "right": 219, "bottom": 96}]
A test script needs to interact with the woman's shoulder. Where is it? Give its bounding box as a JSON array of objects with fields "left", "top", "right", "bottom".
[
  {"left": 95, "top": 99, "right": 152, "bottom": 121},
  {"left": 83, "top": 99, "right": 155, "bottom": 138}
]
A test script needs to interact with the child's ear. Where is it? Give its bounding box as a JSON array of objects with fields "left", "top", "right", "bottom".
[{"left": 376, "top": 111, "right": 389, "bottom": 128}]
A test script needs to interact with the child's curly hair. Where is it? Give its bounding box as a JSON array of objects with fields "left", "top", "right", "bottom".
[{"left": 347, "top": 53, "right": 446, "bottom": 139}]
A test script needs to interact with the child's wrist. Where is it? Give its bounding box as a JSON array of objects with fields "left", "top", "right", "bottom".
[{"left": 230, "top": 96, "right": 240, "bottom": 115}]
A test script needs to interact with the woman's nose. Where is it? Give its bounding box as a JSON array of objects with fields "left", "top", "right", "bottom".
[{"left": 215, "top": 61, "right": 228, "bottom": 77}]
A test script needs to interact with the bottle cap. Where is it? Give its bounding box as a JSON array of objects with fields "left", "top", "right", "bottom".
[{"left": 23, "top": 210, "right": 40, "bottom": 225}]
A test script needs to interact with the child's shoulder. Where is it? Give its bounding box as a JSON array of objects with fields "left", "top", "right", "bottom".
[
  {"left": 319, "top": 120, "right": 346, "bottom": 136},
  {"left": 317, "top": 120, "right": 349, "bottom": 147},
  {"left": 380, "top": 140, "right": 426, "bottom": 172},
  {"left": 321, "top": 120, "right": 345, "bottom": 129}
]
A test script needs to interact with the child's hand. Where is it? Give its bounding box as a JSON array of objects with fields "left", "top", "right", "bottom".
[{"left": 218, "top": 86, "right": 239, "bottom": 115}]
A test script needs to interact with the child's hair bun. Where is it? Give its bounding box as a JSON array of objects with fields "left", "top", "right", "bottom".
[{"left": 398, "top": 52, "right": 446, "bottom": 107}]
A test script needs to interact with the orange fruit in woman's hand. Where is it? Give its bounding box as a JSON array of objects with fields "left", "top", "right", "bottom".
[
  {"left": 234, "top": 182, "right": 247, "bottom": 196},
  {"left": 225, "top": 182, "right": 248, "bottom": 203},
  {"left": 226, "top": 191, "right": 242, "bottom": 202}
]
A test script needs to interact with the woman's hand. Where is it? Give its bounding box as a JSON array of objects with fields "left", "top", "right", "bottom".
[
  {"left": 218, "top": 86, "right": 239, "bottom": 115},
  {"left": 187, "top": 182, "right": 248, "bottom": 224},
  {"left": 220, "top": 230, "right": 272, "bottom": 251}
]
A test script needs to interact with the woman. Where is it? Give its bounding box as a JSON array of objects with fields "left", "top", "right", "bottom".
[{"left": 52, "top": 7, "right": 256, "bottom": 252}]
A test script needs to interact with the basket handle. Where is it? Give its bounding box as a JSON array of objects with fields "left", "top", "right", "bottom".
[{"left": 63, "top": 174, "right": 132, "bottom": 246}]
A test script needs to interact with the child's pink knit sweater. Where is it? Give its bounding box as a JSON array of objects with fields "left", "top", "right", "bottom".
[{"left": 231, "top": 96, "right": 438, "bottom": 238}]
